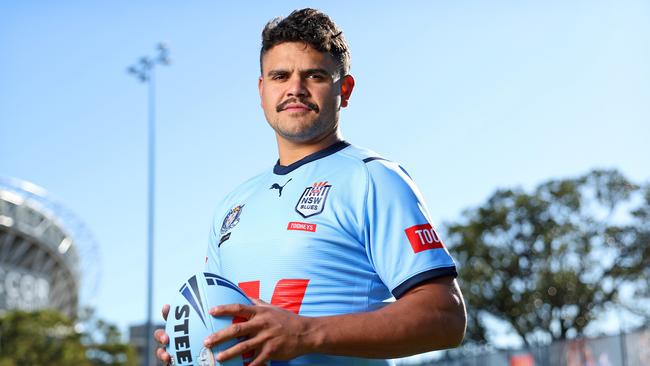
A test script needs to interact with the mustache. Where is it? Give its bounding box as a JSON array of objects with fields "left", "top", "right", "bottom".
[{"left": 276, "top": 99, "right": 319, "bottom": 113}]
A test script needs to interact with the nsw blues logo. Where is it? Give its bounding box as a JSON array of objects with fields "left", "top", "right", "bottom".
[
  {"left": 219, "top": 204, "right": 244, "bottom": 246},
  {"left": 220, "top": 204, "right": 244, "bottom": 235},
  {"left": 295, "top": 181, "right": 332, "bottom": 218}
]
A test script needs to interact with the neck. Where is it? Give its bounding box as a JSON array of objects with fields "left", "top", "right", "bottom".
[{"left": 276, "top": 130, "right": 343, "bottom": 166}]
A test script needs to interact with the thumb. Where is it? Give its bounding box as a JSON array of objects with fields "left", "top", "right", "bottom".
[{"left": 162, "top": 304, "right": 170, "bottom": 321}]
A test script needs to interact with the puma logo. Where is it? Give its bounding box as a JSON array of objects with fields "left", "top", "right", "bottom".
[{"left": 270, "top": 178, "right": 292, "bottom": 197}]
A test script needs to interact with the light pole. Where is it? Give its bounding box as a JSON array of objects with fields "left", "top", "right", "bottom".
[{"left": 127, "top": 43, "right": 170, "bottom": 366}]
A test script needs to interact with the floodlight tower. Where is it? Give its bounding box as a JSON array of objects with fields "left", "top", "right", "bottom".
[{"left": 127, "top": 43, "right": 170, "bottom": 366}]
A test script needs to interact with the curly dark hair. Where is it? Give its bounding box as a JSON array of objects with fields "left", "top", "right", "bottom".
[{"left": 260, "top": 8, "right": 351, "bottom": 76}]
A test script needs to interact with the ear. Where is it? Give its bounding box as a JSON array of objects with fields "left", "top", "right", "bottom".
[
  {"left": 340, "top": 75, "right": 355, "bottom": 108},
  {"left": 258, "top": 76, "right": 264, "bottom": 108}
]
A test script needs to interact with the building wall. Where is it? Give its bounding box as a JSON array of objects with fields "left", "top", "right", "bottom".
[{"left": 129, "top": 322, "right": 165, "bottom": 366}]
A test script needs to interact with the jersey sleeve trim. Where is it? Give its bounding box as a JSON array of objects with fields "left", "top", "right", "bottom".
[
  {"left": 362, "top": 156, "right": 388, "bottom": 164},
  {"left": 391, "top": 266, "right": 458, "bottom": 299}
]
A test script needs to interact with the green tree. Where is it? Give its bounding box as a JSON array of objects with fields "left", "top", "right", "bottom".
[
  {"left": 0, "top": 309, "right": 137, "bottom": 366},
  {"left": 446, "top": 169, "right": 649, "bottom": 347},
  {"left": 0, "top": 310, "right": 90, "bottom": 366},
  {"left": 80, "top": 308, "right": 138, "bottom": 366}
]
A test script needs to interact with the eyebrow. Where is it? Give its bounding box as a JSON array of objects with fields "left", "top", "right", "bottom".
[
  {"left": 302, "top": 68, "right": 330, "bottom": 76},
  {"left": 267, "top": 69, "right": 288, "bottom": 77},
  {"left": 266, "top": 68, "right": 331, "bottom": 77}
]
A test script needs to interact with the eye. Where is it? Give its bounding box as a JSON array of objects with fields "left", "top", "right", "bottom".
[
  {"left": 272, "top": 74, "right": 287, "bottom": 81},
  {"left": 307, "top": 73, "right": 327, "bottom": 81}
]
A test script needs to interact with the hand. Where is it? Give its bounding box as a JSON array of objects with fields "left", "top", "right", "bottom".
[
  {"left": 154, "top": 304, "right": 172, "bottom": 364},
  {"left": 204, "top": 299, "right": 316, "bottom": 366}
]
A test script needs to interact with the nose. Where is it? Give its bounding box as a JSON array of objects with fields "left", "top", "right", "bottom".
[{"left": 286, "top": 75, "right": 308, "bottom": 98}]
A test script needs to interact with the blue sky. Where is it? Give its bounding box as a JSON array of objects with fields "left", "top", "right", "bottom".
[{"left": 1, "top": 0, "right": 649, "bottom": 346}]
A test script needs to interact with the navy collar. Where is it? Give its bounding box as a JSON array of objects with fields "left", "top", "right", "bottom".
[{"left": 273, "top": 141, "right": 350, "bottom": 175}]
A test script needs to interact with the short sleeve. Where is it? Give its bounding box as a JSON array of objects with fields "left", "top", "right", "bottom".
[
  {"left": 205, "top": 202, "right": 227, "bottom": 275},
  {"left": 363, "top": 160, "right": 457, "bottom": 299}
]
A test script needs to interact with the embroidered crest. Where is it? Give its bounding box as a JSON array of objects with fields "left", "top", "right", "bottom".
[
  {"left": 295, "top": 181, "right": 331, "bottom": 218},
  {"left": 220, "top": 204, "right": 244, "bottom": 236}
]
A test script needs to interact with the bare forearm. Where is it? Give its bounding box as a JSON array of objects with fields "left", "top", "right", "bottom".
[
  {"left": 206, "top": 277, "right": 465, "bottom": 364},
  {"left": 303, "top": 277, "right": 466, "bottom": 358}
]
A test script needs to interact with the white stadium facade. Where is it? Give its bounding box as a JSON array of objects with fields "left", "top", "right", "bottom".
[{"left": 0, "top": 177, "right": 99, "bottom": 319}]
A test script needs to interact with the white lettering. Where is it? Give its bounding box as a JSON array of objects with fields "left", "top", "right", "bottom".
[
  {"left": 6, "top": 271, "right": 20, "bottom": 298},
  {"left": 414, "top": 228, "right": 441, "bottom": 245},
  {"left": 0, "top": 269, "right": 50, "bottom": 311},
  {"left": 430, "top": 228, "right": 441, "bottom": 243},
  {"left": 415, "top": 230, "right": 426, "bottom": 244},
  {"left": 422, "top": 229, "right": 434, "bottom": 244}
]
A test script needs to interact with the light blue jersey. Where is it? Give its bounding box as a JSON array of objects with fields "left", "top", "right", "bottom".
[{"left": 205, "top": 141, "right": 457, "bottom": 365}]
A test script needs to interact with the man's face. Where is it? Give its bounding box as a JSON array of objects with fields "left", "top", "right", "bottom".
[{"left": 258, "top": 42, "right": 353, "bottom": 144}]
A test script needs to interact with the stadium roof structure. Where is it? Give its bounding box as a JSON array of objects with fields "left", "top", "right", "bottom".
[{"left": 0, "top": 177, "right": 100, "bottom": 318}]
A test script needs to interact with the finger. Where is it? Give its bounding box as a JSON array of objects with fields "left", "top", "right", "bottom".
[
  {"left": 248, "top": 347, "right": 272, "bottom": 366},
  {"left": 162, "top": 303, "right": 170, "bottom": 320},
  {"left": 215, "top": 337, "right": 262, "bottom": 362},
  {"left": 204, "top": 320, "right": 261, "bottom": 348},
  {"left": 156, "top": 346, "right": 171, "bottom": 363},
  {"left": 209, "top": 303, "right": 257, "bottom": 318},
  {"left": 154, "top": 329, "right": 169, "bottom": 345},
  {"left": 250, "top": 298, "right": 269, "bottom": 306}
]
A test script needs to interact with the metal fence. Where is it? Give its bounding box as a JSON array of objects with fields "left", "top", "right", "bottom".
[{"left": 415, "top": 327, "right": 650, "bottom": 366}]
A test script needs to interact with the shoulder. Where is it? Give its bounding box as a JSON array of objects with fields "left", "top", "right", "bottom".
[
  {"left": 338, "top": 143, "right": 414, "bottom": 189},
  {"left": 225, "top": 169, "right": 270, "bottom": 198},
  {"left": 333, "top": 143, "right": 401, "bottom": 175},
  {"left": 336, "top": 143, "right": 384, "bottom": 163},
  {"left": 212, "top": 169, "right": 271, "bottom": 216}
]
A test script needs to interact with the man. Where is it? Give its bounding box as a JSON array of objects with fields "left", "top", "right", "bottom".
[{"left": 157, "top": 8, "right": 466, "bottom": 365}]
